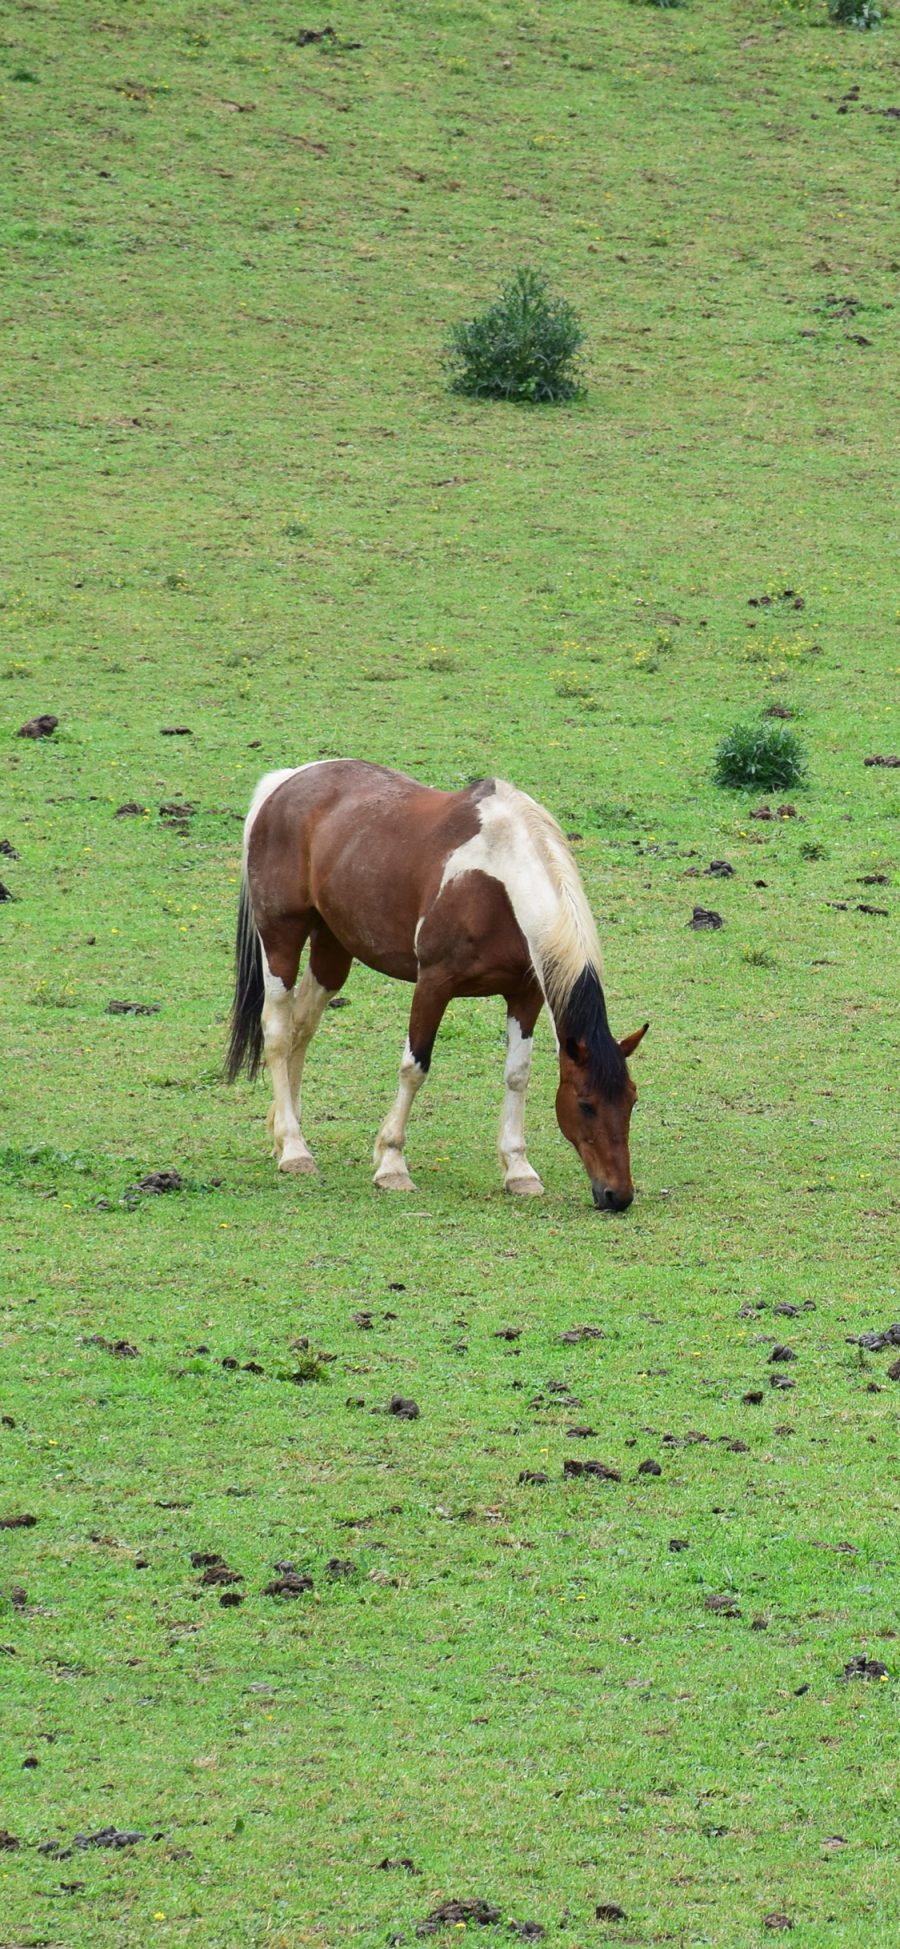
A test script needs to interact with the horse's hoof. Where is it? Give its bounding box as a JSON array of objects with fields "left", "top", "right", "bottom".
[
  {"left": 505, "top": 1175, "right": 544, "bottom": 1197},
  {"left": 374, "top": 1168, "right": 416, "bottom": 1193},
  {"left": 278, "top": 1151, "right": 318, "bottom": 1177}
]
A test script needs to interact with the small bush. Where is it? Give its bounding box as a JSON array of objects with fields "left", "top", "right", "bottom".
[
  {"left": 714, "top": 721, "right": 808, "bottom": 792},
  {"left": 828, "top": 0, "right": 880, "bottom": 25},
  {"left": 446, "top": 268, "right": 585, "bottom": 404}
]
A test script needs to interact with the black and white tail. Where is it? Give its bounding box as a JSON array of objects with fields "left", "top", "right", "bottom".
[{"left": 226, "top": 874, "right": 265, "bottom": 1082}]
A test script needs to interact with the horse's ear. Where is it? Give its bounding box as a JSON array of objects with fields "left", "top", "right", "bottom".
[
  {"left": 565, "top": 1036, "right": 589, "bottom": 1066},
  {"left": 619, "top": 1022, "right": 649, "bottom": 1059}
]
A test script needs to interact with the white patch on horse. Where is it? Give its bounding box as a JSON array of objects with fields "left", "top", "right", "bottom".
[
  {"left": 499, "top": 1018, "right": 544, "bottom": 1195},
  {"left": 373, "top": 1037, "right": 426, "bottom": 1192},
  {"left": 438, "top": 780, "right": 602, "bottom": 1013}
]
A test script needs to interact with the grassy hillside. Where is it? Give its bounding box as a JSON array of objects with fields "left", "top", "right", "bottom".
[{"left": 1, "top": 2, "right": 898, "bottom": 1945}]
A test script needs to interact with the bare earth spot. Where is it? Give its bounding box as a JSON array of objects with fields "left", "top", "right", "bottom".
[{"left": 387, "top": 1395, "right": 420, "bottom": 1420}]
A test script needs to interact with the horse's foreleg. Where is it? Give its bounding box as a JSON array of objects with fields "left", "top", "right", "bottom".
[
  {"left": 500, "top": 990, "right": 545, "bottom": 1196},
  {"left": 373, "top": 977, "right": 449, "bottom": 1192}
]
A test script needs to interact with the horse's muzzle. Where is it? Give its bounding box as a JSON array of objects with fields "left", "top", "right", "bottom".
[{"left": 592, "top": 1182, "right": 634, "bottom": 1212}]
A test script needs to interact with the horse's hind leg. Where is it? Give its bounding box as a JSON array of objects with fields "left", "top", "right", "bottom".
[
  {"left": 282, "top": 923, "right": 353, "bottom": 1170},
  {"left": 499, "top": 988, "right": 545, "bottom": 1196},
  {"left": 258, "top": 915, "right": 316, "bottom": 1176}
]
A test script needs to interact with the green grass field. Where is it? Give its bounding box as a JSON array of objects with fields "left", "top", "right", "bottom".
[{"left": 1, "top": 1, "right": 899, "bottom": 1944}]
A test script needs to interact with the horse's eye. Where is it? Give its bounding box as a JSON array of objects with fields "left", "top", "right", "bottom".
[{"left": 578, "top": 1101, "right": 597, "bottom": 1120}]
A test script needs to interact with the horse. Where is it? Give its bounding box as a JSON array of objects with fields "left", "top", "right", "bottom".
[{"left": 226, "top": 761, "right": 648, "bottom": 1209}]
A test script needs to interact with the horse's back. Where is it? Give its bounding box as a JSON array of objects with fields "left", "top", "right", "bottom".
[{"left": 246, "top": 761, "right": 498, "bottom": 974}]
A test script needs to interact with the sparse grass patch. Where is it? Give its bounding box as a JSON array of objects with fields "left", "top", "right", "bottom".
[
  {"left": 553, "top": 668, "right": 597, "bottom": 704},
  {"left": 714, "top": 721, "right": 808, "bottom": 793}
]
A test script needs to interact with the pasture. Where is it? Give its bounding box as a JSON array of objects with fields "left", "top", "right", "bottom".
[{"left": 1, "top": 1, "right": 898, "bottom": 1944}]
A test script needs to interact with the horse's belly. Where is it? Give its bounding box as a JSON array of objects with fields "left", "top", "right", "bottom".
[{"left": 315, "top": 887, "right": 419, "bottom": 983}]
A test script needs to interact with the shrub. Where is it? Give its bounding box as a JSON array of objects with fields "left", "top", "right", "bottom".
[
  {"left": 713, "top": 721, "right": 808, "bottom": 792},
  {"left": 828, "top": 0, "right": 880, "bottom": 24},
  {"left": 446, "top": 268, "right": 585, "bottom": 404}
]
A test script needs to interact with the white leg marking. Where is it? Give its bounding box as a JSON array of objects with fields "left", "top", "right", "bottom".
[
  {"left": 262, "top": 959, "right": 320, "bottom": 1176},
  {"left": 373, "top": 1038, "right": 426, "bottom": 1192},
  {"left": 288, "top": 968, "right": 334, "bottom": 1151},
  {"left": 499, "top": 1020, "right": 544, "bottom": 1196}
]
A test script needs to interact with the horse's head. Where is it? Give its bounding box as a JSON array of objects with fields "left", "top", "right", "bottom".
[{"left": 555, "top": 1023, "right": 648, "bottom": 1210}]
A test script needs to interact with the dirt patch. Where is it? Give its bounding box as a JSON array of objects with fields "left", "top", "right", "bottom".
[
  {"left": 264, "top": 1570, "right": 314, "bottom": 1597},
  {"left": 849, "top": 1325, "right": 900, "bottom": 1351},
  {"left": 82, "top": 1335, "right": 139, "bottom": 1358},
  {"left": 863, "top": 755, "right": 900, "bottom": 768},
  {"left": 387, "top": 1395, "right": 420, "bottom": 1419},
  {"left": 705, "top": 859, "right": 734, "bottom": 877},
  {"left": 841, "top": 1654, "right": 890, "bottom": 1682},
  {"left": 17, "top": 714, "right": 58, "bottom": 738},
  {"left": 377, "top": 1856, "right": 421, "bottom": 1874},
  {"left": 750, "top": 803, "right": 797, "bottom": 821},
  {"left": 114, "top": 801, "right": 146, "bottom": 817},
  {"left": 199, "top": 1561, "right": 243, "bottom": 1588},
  {"left": 769, "top": 1345, "right": 796, "bottom": 1363},
  {"left": 704, "top": 1593, "right": 741, "bottom": 1617},
  {"left": 415, "top": 1899, "right": 501, "bottom": 1935},
  {"left": 689, "top": 906, "right": 723, "bottom": 929},
  {"left": 637, "top": 1458, "right": 662, "bottom": 1476},
  {"left": 563, "top": 1458, "right": 621, "bottom": 1482},
  {"left": 0, "top": 1512, "right": 37, "bottom": 1529},
  {"left": 595, "top": 1904, "right": 627, "bottom": 1923},
  {"left": 136, "top": 1170, "right": 183, "bottom": 1194},
  {"left": 518, "top": 1470, "right": 549, "bottom": 1486},
  {"left": 75, "top": 1826, "right": 147, "bottom": 1850},
  {"left": 560, "top": 1325, "right": 604, "bottom": 1344}
]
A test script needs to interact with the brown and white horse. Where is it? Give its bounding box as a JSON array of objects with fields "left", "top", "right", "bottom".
[{"left": 227, "top": 761, "right": 647, "bottom": 1209}]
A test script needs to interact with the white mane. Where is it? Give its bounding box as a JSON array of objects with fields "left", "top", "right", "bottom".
[
  {"left": 439, "top": 779, "right": 604, "bottom": 1014},
  {"left": 493, "top": 781, "right": 604, "bottom": 1010}
]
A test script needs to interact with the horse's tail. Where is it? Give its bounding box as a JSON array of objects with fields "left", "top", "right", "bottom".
[{"left": 226, "top": 871, "right": 265, "bottom": 1082}]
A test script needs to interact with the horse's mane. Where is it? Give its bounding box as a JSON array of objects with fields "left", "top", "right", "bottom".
[{"left": 494, "top": 781, "right": 627, "bottom": 1099}]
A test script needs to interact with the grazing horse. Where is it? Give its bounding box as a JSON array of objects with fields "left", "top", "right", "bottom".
[{"left": 227, "top": 761, "right": 648, "bottom": 1208}]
